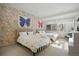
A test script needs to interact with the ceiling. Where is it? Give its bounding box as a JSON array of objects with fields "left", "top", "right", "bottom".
[{"left": 1, "top": 3, "right": 79, "bottom": 18}]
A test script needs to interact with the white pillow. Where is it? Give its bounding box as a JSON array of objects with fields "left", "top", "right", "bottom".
[
  {"left": 39, "top": 31, "right": 47, "bottom": 37},
  {"left": 28, "top": 32, "right": 33, "bottom": 35},
  {"left": 19, "top": 32, "right": 27, "bottom": 36}
]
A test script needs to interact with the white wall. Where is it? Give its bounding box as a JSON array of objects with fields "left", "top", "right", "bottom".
[{"left": 42, "top": 10, "right": 78, "bottom": 32}]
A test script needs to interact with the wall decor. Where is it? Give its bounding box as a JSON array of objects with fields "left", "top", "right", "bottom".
[
  {"left": 51, "top": 24, "right": 57, "bottom": 31},
  {"left": 46, "top": 24, "right": 51, "bottom": 31},
  {"left": 57, "top": 24, "right": 63, "bottom": 31},
  {"left": 37, "top": 20, "right": 43, "bottom": 28},
  {"left": 18, "top": 16, "right": 30, "bottom": 29},
  {"left": 46, "top": 24, "right": 57, "bottom": 31},
  {"left": 46, "top": 24, "right": 64, "bottom": 31}
]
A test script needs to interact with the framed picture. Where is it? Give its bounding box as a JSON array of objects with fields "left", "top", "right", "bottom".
[
  {"left": 57, "top": 24, "right": 63, "bottom": 31},
  {"left": 18, "top": 16, "right": 30, "bottom": 29},
  {"left": 51, "top": 24, "right": 57, "bottom": 31},
  {"left": 46, "top": 24, "right": 51, "bottom": 31}
]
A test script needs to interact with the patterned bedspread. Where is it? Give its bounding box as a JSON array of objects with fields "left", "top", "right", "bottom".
[{"left": 17, "top": 33, "right": 51, "bottom": 53}]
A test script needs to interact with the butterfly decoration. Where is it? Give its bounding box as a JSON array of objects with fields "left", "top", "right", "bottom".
[
  {"left": 37, "top": 20, "right": 43, "bottom": 28},
  {"left": 20, "top": 16, "right": 30, "bottom": 27}
]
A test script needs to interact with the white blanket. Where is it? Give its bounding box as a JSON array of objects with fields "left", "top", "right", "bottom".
[{"left": 17, "top": 33, "right": 51, "bottom": 53}]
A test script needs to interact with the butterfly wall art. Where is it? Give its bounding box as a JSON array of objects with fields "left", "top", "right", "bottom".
[{"left": 18, "top": 16, "right": 30, "bottom": 29}]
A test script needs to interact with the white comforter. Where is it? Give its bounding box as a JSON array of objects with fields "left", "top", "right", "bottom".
[{"left": 17, "top": 33, "right": 51, "bottom": 53}]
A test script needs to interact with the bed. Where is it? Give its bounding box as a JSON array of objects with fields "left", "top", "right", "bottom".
[{"left": 17, "top": 31, "right": 52, "bottom": 56}]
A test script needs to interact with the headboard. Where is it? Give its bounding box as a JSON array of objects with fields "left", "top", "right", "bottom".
[
  {"left": 18, "top": 28, "right": 33, "bottom": 32},
  {"left": 17, "top": 29, "right": 33, "bottom": 36}
]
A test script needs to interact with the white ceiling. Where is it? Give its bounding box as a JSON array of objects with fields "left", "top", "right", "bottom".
[{"left": 1, "top": 3, "right": 79, "bottom": 18}]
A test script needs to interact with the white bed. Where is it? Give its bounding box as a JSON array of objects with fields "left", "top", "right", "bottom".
[{"left": 17, "top": 32, "right": 51, "bottom": 54}]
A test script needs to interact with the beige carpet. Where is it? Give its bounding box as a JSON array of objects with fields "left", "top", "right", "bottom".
[
  {"left": 37, "top": 45, "right": 68, "bottom": 56},
  {"left": 0, "top": 43, "right": 68, "bottom": 56},
  {"left": 0, "top": 44, "right": 32, "bottom": 56}
]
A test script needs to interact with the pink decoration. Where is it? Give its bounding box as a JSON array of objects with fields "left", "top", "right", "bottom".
[{"left": 37, "top": 20, "right": 43, "bottom": 28}]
